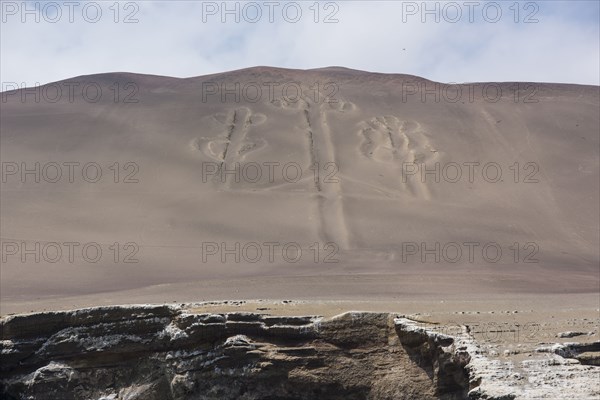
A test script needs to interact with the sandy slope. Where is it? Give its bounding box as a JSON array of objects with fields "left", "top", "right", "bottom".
[{"left": 1, "top": 67, "right": 598, "bottom": 314}]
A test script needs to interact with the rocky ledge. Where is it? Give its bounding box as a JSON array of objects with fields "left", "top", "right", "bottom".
[{"left": 1, "top": 305, "right": 598, "bottom": 399}]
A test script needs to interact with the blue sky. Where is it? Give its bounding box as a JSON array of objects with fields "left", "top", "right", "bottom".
[{"left": 1, "top": 1, "right": 599, "bottom": 87}]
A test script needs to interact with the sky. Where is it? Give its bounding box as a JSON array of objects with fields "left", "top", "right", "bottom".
[{"left": 1, "top": 0, "right": 599, "bottom": 87}]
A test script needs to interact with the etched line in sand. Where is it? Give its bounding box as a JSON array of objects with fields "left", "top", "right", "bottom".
[
  {"left": 219, "top": 107, "right": 263, "bottom": 188},
  {"left": 238, "top": 113, "right": 267, "bottom": 159},
  {"left": 303, "top": 99, "right": 355, "bottom": 249},
  {"left": 303, "top": 105, "right": 322, "bottom": 193},
  {"left": 192, "top": 107, "right": 268, "bottom": 186},
  {"left": 220, "top": 108, "right": 240, "bottom": 167},
  {"left": 358, "top": 116, "right": 440, "bottom": 200}
]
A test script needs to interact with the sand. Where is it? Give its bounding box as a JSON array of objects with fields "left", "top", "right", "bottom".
[{"left": 1, "top": 67, "right": 598, "bottom": 318}]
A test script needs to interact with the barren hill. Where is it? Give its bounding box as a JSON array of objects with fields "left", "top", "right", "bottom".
[{"left": 1, "top": 67, "right": 598, "bottom": 313}]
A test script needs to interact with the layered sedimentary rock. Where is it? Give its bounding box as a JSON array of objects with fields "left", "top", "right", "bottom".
[
  {"left": 1, "top": 305, "right": 468, "bottom": 399},
  {"left": 1, "top": 305, "right": 598, "bottom": 399}
]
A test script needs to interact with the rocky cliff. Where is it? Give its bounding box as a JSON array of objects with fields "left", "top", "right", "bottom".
[
  {"left": 1, "top": 305, "right": 598, "bottom": 399},
  {"left": 1, "top": 305, "right": 469, "bottom": 399}
]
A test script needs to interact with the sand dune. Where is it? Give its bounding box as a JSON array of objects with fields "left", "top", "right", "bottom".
[{"left": 1, "top": 67, "right": 598, "bottom": 314}]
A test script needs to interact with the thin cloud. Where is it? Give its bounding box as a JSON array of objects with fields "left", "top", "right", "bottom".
[{"left": 1, "top": 1, "right": 598, "bottom": 87}]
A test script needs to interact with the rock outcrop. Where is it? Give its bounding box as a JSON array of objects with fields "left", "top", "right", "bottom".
[
  {"left": 1, "top": 305, "right": 468, "bottom": 400},
  {"left": 1, "top": 305, "right": 598, "bottom": 399}
]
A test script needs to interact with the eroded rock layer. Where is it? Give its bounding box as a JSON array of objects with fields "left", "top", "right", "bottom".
[
  {"left": 2, "top": 305, "right": 598, "bottom": 399},
  {"left": 1, "top": 305, "right": 469, "bottom": 400}
]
